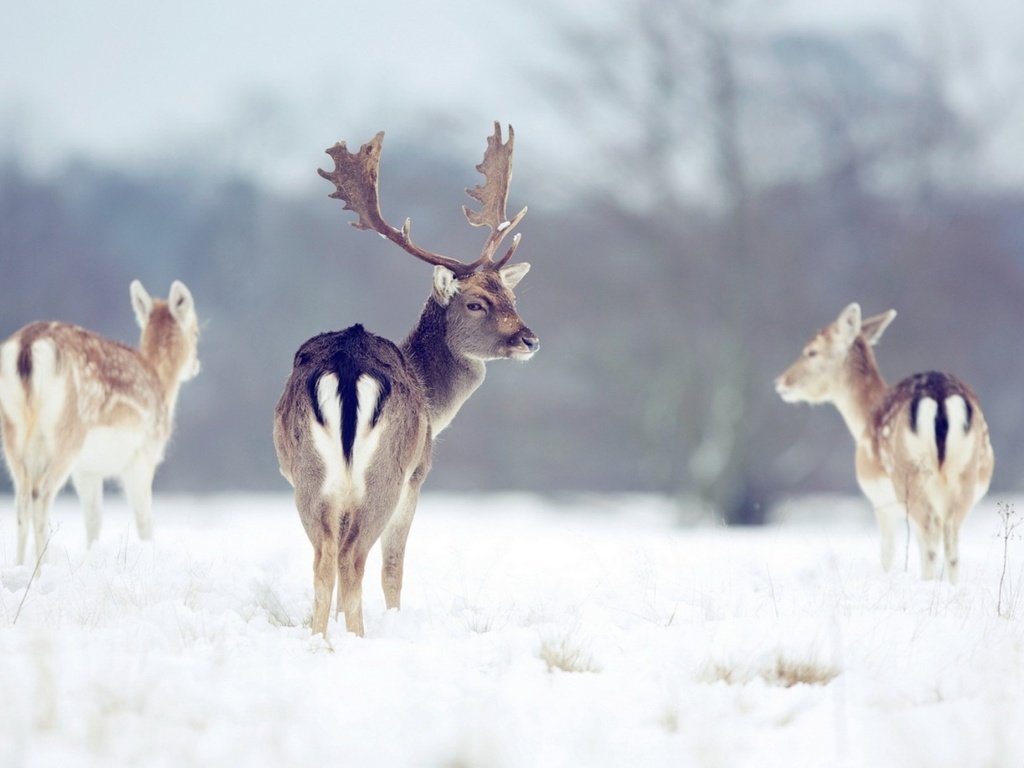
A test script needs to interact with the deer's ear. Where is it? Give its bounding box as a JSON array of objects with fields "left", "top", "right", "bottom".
[
  {"left": 861, "top": 309, "right": 896, "bottom": 346},
  {"left": 130, "top": 280, "right": 153, "bottom": 329},
  {"left": 499, "top": 262, "right": 530, "bottom": 291},
  {"left": 432, "top": 266, "right": 460, "bottom": 306},
  {"left": 168, "top": 281, "right": 195, "bottom": 326},
  {"left": 835, "top": 303, "right": 862, "bottom": 345}
]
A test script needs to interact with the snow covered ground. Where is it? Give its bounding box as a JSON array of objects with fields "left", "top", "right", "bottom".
[{"left": 0, "top": 492, "right": 1022, "bottom": 768}]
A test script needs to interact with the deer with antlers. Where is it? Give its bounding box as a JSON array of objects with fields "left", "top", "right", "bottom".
[
  {"left": 274, "top": 123, "right": 538, "bottom": 637},
  {"left": 0, "top": 281, "right": 200, "bottom": 564},
  {"left": 775, "top": 303, "right": 993, "bottom": 582}
]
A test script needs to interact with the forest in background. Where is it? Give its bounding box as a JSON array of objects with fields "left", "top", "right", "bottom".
[{"left": 2, "top": 2, "right": 1023, "bottom": 523}]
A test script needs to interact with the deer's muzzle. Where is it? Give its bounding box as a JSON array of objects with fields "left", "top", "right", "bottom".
[{"left": 510, "top": 327, "right": 539, "bottom": 360}]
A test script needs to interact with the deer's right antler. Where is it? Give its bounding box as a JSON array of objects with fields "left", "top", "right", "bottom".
[
  {"left": 318, "top": 133, "right": 477, "bottom": 276},
  {"left": 318, "top": 124, "right": 527, "bottom": 277}
]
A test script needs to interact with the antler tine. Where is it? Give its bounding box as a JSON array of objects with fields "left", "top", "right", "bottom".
[
  {"left": 462, "top": 122, "right": 528, "bottom": 271},
  {"left": 318, "top": 133, "right": 476, "bottom": 276},
  {"left": 493, "top": 232, "right": 522, "bottom": 270}
]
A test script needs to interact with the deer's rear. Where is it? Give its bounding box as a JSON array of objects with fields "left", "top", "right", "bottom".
[{"left": 873, "top": 371, "right": 993, "bottom": 579}]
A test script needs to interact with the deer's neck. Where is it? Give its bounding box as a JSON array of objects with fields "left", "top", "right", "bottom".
[
  {"left": 833, "top": 338, "right": 888, "bottom": 442},
  {"left": 401, "top": 299, "right": 486, "bottom": 436},
  {"left": 138, "top": 345, "right": 186, "bottom": 428}
]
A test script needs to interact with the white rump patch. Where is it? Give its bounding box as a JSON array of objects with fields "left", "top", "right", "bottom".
[
  {"left": 0, "top": 336, "right": 70, "bottom": 473},
  {"left": 29, "top": 338, "right": 68, "bottom": 442},
  {"left": 311, "top": 373, "right": 343, "bottom": 497},
  {"left": 310, "top": 372, "right": 385, "bottom": 503},
  {"left": 903, "top": 397, "right": 940, "bottom": 471},
  {"left": 0, "top": 340, "right": 29, "bottom": 444}
]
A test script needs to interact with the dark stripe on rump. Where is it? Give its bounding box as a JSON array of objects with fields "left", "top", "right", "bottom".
[
  {"left": 295, "top": 324, "right": 395, "bottom": 466},
  {"left": 16, "top": 342, "right": 32, "bottom": 381},
  {"left": 934, "top": 400, "right": 949, "bottom": 466},
  {"left": 306, "top": 374, "right": 326, "bottom": 427},
  {"left": 15, "top": 325, "right": 60, "bottom": 385},
  {"left": 339, "top": 366, "right": 361, "bottom": 465}
]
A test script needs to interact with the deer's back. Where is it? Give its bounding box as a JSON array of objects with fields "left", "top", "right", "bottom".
[
  {"left": 273, "top": 325, "right": 429, "bottom": 498},
  {"left": 2, "top": 322, "right": 165, "bottom": 427},
  {"left": 0, "top": 321, "right": 168, "bottom": 475}
]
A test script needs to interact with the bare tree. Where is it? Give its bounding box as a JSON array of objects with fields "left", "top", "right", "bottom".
[{"left": 537, "top": 0, "right": 768, "bottom": 520}]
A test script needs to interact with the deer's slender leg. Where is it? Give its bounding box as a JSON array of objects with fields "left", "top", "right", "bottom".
[{"left": 73, "top": 471, "right": 104, "bottom": 546}]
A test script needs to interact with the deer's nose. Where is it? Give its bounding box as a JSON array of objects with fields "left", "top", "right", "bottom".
[{"left": 520, "top": 330, "right": 539, "bottom": 352}]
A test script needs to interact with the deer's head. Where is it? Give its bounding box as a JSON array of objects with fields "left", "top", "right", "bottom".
[
  {"left": 430, "top": 263, "right": 536, "bottom": 362},
  {"left": 318, "top": 122, "right": 539, "bottom": 362},
  {"left": 131, "top": 280, "right": 201, "bottom": 384},
  {"left": 775, "top": 303, "right": 895, "bottom": 404}
]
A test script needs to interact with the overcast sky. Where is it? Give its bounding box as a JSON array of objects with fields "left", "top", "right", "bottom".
[
  {"left": 2, "top": 0, "right": 551, "bottom": 188},
  {"left": 2, "top": 0, "right": 1021, "bottom": 191}
]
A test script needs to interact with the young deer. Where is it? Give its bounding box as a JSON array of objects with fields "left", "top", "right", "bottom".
[
  {"left": 0, "top": 281, "right": 200, "bottom": 564},
  {"left": 274, "top": 123, "right": 538, "bottom": 637},
  {"left": 775, "top": 303, "right": 993, "bottom": 582}
]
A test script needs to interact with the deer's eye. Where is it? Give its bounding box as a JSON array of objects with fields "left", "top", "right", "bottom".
[
  {"left": 805, "top": 349, "right": 818, "bottom": 358},
  {"left": 467, "top": 301, "right": 486, "bottom": 313}
]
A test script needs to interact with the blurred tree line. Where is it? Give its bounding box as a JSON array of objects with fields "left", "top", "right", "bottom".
[{"left": 1, "top": 1, "right": 1022, "bottom": 523}]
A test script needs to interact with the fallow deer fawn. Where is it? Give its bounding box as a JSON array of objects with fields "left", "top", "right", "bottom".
[
  {"left": 0, "top": 281, "right": 200, "bottom": 564},
  {"left": 274, "top": 123, "right": 538, "bottom": 637},
  {"left": 775, "top": 303, "right": 993, "bottom": 582}
]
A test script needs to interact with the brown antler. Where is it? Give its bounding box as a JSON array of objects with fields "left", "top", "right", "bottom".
[
  {"left": 318, "top": 132, "right": 478, "bottom": 277},
  {"left": 318, "top": 124, "right": 526, "bottom": 276},
  {"left": 463, "top": 122, "right": 528, "bottom": 270}
]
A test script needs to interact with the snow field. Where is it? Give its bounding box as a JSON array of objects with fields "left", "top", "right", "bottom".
[{"left": 0, "top": 493, "right": 1022, "bottom": 768}]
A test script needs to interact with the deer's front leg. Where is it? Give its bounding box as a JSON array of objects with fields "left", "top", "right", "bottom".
[
  {"left": 873, "top": 504, "right": 904, "bottom": 573},
  {"left": 122, "top": 461, "right": 156, "bottom": 541},
  {"left": 73, "top": 471, "right": 104, "bottom": 546},
  {"left": 381, "top": 487, "right": 421, "bottom": 611}
]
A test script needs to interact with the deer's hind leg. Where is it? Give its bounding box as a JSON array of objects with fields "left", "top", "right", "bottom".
[
  {"left": 27, "top": 454, "right": 76, "bottom": 564},
  {"left": 298, "top": 489, "right": 341, "bottom": 638},
  {"left": 942, "top": 488, "right": 974, "bottom": 585},
  {"left": 335, "top": 494, "right": 397, "bottom": 636},
  {"left": 311, "top": 525, "right": 339, "bottom": 637},
  {"left": 911, "top": 504, "right": 943, "bottom": 581},
  {"left": 29, "top": 484, "right": 63, "bottom": 565},
  {"left": 14, "top": 487, "right": 31, "bottom": 565}
]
